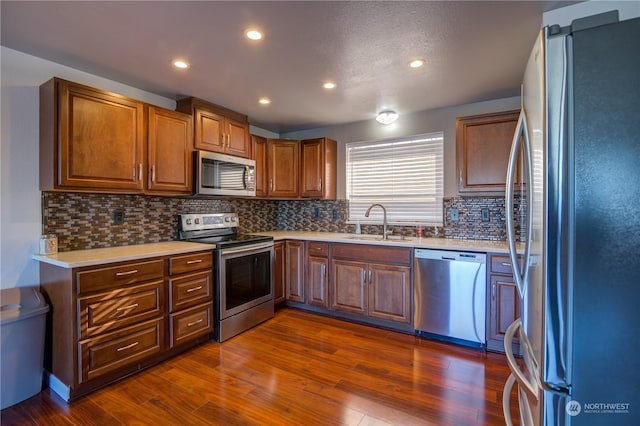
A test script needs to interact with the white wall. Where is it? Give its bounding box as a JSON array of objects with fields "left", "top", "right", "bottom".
[
  {"left": 281, "top": 96, "right": 521, "bottom": 199},
  {"left": 0, "top": 47, "right": 175, "bottom": 289}
]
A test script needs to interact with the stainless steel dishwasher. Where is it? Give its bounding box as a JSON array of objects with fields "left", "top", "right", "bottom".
[{"left": 414, "top": 249, "right": 486, "bottom": 348}]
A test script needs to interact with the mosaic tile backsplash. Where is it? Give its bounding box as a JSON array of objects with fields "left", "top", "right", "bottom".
[{"left": 42, "top": 193, "right": 526, "bottom": 252}]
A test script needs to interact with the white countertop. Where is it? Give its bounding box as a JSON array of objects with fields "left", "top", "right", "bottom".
[
  {"left": 31, "top": 233, "right": 518, "bottom": 269},
  {"left": 31, "top": 241, "right": 212, "bottom": 269},
  {"left": 252, "top": 231, "right": 517, "bottom": 254}
]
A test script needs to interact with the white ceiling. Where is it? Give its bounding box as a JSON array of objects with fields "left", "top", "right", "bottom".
[{"left": 1, "top": 1, "right": 574, "bottom": 133}]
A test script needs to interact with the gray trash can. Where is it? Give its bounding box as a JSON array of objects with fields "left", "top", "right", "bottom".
[{"left": 1, "top": 286, "right": 49, "bottom": 409}]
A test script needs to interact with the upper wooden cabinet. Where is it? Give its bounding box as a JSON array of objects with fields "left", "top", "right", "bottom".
[
  {"left": 176, "top": 97, "right": 250, "bottom": 158},
  {"left": 251, "top": 136, "right": 337, "bottom": 200},
  {"left": 267, "top": 138, "right": 300, "bottom": 198},
  {"left": 456, "top": 110, "right": 522, "bottom": 194},
  {"left": 147, "top": 106, "right": 193, "bottom": 194},
  {"left": 300, "top": 137, "right": 337, "bottom": 200},
  {"left": 40, "top": 78, "right": 145, "bottom": 192},
  {"left": 40, "top": 78, "right": 193, "bottom": 195},
  {"left": 251, "top": 135, "right": 268, "bottom": 197}
]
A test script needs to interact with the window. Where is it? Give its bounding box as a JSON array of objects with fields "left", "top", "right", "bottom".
[{"left": 346, "top": 132, "right": 444, "bottom": 225}]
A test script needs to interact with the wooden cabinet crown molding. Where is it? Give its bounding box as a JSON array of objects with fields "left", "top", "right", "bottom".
[{"left": 456, "top": 109, "right": 521, "bottom": 194}]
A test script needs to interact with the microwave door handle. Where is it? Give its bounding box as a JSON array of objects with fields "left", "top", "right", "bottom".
[{"left": 243, "top": 165, "right": 249, "bottom": 189}]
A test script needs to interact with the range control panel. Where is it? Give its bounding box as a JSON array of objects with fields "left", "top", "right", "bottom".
[{"left": 179, "top": 213, "right": 238, "bottom": 232}]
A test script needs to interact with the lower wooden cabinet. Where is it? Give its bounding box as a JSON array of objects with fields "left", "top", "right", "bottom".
[
  {"left": 486, "top": 253, "right": 522, "bottom": 353},
  {"left": 330, "top": 243, "right": 412, "bottom": 324},
  {"left": 167, "top": 251, "right": 214, "bottom": 348},
  {"left": 273, "top": 241, "right": 286, "bottom": 304},
  {"left": 39, "top": 249, "right": 214, "bottom": 401},
  {"left": 285, "top": 240, "right": 305, "bottom": 302},
  {"left": 306, "top": 242, "right": 329, "bottom": 308}
]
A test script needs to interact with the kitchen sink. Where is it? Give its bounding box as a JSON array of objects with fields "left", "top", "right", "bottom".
[{"left": 346, "top": 235, "right": 414, "bottom": 243}]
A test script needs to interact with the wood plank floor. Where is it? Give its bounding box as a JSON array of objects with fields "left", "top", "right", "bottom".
[{"left": 1, "top": 308, "right": 518, "bottom": 425}]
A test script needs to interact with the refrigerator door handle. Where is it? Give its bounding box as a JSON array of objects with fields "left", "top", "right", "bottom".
[
  {"left": 502, "top": 374, "right": 517, "bottom": 426},
  {"left": 505, "top": 109, "right": 533, "bottom": 298},
  {"left": 504, "top": 319, "right": 539, "bottom": 397}
]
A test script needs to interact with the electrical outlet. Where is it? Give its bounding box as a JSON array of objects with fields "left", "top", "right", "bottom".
[
  {"left": 481, "top": 209, "right": 490, "bottom": 222},
  {"left": 450, "top": 208, "right": 459, "bottom": 222},
  {"left": 113, "top": 210, "right": 125, "bottom": 225},
  {"left": 332, "top": 209, "right": 339, "bottom": 220},
  {"left": 314, "top": 208, "right": 321, "bottom": 218}
]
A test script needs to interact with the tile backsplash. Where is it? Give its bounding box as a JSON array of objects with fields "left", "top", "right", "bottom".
[{"left": 42, "top": 193, "right": 525, "bottom": 252}]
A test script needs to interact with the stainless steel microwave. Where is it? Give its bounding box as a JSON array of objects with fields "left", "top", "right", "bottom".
[{"left": 195, "top": 151, "right": 256, "bottom": 197}]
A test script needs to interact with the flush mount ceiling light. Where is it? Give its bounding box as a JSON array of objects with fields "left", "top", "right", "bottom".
[
  {"left": 172, "top": 59, "right": 190, "bottom": 69},
  {"left": 408, "top": 58, "right": 426, "bottom": 69},
  {"left": 376, "top": 110, "right": 399, "bottom": 125},
  {"left": 258, "top": 98, "right": 271, "bottom": 105},
  {"left": 323, "top": 81, "right": 337, "bottom": 90},
  {"left": 245, "top": 29, "right": 263, "bottom": 41}
]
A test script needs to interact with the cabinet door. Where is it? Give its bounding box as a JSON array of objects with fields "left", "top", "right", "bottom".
[
  {"left": 488, "top": 274, "right": 521, "bottom": 345},
  {"left": 273, "top": 241, "right": 286, "bottom": 304},
  {"left": 300, "top": 138, "right": 337, "bottom": 199},
  {"left": 331, "top": 259, "right": 367, "bottom": 315},
  {"left": 57, "top": 80, "right": 145, "bottom": 191},
  {"left": 456, "top": 110, "right": 521, "bottom": 194},
  {"left": 307, "top": 256, "right": 329, "bottom": 308},
  {"left": 147, "top": 106, "right": 193, "bottom": 194},
  {"left": 251, "top": 135, "right": 268, "bottom": 197},
  {"left": 368, "top": 263, "right": 411, "bottom": 323},
  {"left": 226, "top": 119, "right": 250, "bottom": 158},
  {"left": 285, "top": 240, "right": 305, "bottom": 302},
  {"left": 268, "top": 139, "right": 299, "bottom": 198},
  {"left": 194, "top": 108, "right": 224, "bottom": 152}
]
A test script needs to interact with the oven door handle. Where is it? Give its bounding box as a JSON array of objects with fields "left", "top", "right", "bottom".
[{"left": 219, "top": 241, "right": 274, "bottom": 256}]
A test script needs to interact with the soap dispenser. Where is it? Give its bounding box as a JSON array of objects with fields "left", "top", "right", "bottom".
[{"left": 355, "top": 221, "right": 362, "bottom": 235}]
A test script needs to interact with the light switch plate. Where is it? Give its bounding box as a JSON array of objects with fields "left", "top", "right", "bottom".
[{"left": 481, "top": 209, "right": 490, "bottom": 222}]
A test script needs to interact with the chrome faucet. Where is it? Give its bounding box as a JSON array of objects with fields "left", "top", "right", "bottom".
[{"left": 364, "top": 203, "right": 388, "bottom": 240}]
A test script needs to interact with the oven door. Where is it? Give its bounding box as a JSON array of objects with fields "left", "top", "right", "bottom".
[{"left": 217, "top": 241, "right": 274, "bottom": 320}]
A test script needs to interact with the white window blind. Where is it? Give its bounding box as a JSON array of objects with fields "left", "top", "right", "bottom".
[{"left": 346, "top": 132, "right": 444, "bottom": 225}]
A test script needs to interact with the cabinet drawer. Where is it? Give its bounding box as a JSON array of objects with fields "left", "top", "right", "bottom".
[
  {"left": 169, "top": 303, "right": 213, "bottom": 348},
  {"left": 307, "top": 242, "right": 329, "bottom": 257},
  {"left": 332, "top": 243, "right": 412, "bottom": 265},
  {"left": 79, "top": 318, "right": 164, "bottom": 383},
  {"left": 77, "top": 260, "right": 164, "bottom": 294},
  {"left": 169, "top": 270, "right": 213, "bottom": 312},
  {"left": 169, "top": 251, "right": 213, "bottom": 275},
  {"left": 490, "top": 255, "right": 523, "bottom": 274},
  {"left": 78, "top": 280, "right": 164, "bottom": 339}
]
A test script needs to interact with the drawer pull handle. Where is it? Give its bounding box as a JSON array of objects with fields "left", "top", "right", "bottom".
[
  {"left": 501, "top": 262, "right": 511, "bottom": 267},
  {"left": 116, "top": 341, "right": 139, "bottom": 352},
  {"left": 186, "top": 259, "right": 203, "bottom": 264},
  {"left": 186, "top": 286, "right": 203, "bottom": 293},
  {"left": 187, "top": 319, "right": 203, "bottom": 327},
  {"left": 116, "top": 303, "right": 139, "bottom": 312},
  {"left": 116, "top": 270, "right": 138, "bottom": 277}
]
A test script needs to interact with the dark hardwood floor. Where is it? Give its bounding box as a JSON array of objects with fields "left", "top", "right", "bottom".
[{"left": 1, "top": 308, "right": 517, "bottom": 425}]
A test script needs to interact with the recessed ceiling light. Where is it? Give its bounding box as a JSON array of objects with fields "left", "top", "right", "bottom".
[
  {"left": 258, "top": 98, "right": 271, "bottom": 105},
  {"left": 376, "top": 110, "right": 399, "bottom": 125},
  {"left": 246, "top": 29, "right": 263, "bottom": 41},
  {"left": 323, "top": 82, "right": 337, "bottom": 90},
  {"left": 172, "top": 60, "right": 190, "bottom": 69},
  {"left": 408, "top": 58, "right": 426, "bottom": 69}
]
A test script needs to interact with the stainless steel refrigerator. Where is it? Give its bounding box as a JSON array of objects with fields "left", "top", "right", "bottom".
[{"left": 502, "top": 12, "right": 640, "bottom": 426}]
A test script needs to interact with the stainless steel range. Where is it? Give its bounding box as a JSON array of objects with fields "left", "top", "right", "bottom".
[{"left": 178, "top": 213, "right": 274, "bottom": 342}]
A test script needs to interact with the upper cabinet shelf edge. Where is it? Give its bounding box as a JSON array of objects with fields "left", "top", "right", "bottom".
[{"left": 176, "top": 97, "right": 250, "bottom": 159}]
